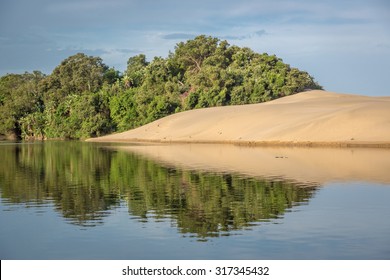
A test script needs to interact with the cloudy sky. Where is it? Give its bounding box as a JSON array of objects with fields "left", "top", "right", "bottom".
[{"left": 1, "top": 0, "right": 389, "bottom": 96}]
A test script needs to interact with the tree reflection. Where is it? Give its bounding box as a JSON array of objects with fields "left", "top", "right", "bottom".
[{"left": 0, "top": 142, "right": 318, "bottom": 237}]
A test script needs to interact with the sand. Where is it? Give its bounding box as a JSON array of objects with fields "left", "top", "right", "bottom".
[{"left": 87, "top": 90, "right": 390, "bottom": 146}]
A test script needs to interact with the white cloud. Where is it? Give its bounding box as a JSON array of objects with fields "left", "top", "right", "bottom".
[{"left": 161, "top": 33, "right": 196, "bottom": 40}]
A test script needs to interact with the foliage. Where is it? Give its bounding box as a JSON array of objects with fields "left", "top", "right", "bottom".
[
  {"left": 43, "top": 53, "right": 108, "bottom": 97},
  {"left": 109, "top": 88, "right": 139, "bottom": 131},
  {"left": 125, "top": 54, "right": 148, "bottom": 87},
  {"left": 0, "top": 71, "right": 45, "bottom": 138},
  {"left": 0, "top": 36, "right": 322, "bottom": 139}
]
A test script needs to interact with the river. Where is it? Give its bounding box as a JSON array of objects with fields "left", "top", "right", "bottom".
[{"left": 1, "top": 141, "right": 389, "bottom": 259}]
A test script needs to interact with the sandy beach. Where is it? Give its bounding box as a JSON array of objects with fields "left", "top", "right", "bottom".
[{"left": 87, "top": 90, "right": 390, "bottom": 146}]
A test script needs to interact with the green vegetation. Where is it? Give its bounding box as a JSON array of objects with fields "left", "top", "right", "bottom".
[
  {"left": 0, "top": 142, "right": 318, "bottom": 237},
  {"left": 0, "top": 36, "right": 322, "bottom": 140}
]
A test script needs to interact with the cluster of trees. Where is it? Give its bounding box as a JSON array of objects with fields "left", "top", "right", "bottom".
[{"left": 0, "top": 35, "right": 322, "bottom": 140}]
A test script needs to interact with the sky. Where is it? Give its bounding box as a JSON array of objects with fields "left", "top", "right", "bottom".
[{"left": 0, "top": 0, "right": 389, "bottom": 96}]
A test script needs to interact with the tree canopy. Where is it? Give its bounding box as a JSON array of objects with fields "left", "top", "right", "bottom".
[{"left": 0, "top": 35, "right": 322, "bottom": 140}]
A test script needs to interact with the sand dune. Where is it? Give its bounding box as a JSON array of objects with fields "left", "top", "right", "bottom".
[{"left": 87, "top": 90, "right": 390, "bottom": 146}]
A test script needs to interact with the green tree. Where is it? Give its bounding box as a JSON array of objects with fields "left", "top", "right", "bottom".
[
  {"left": 41, "top": 53, "right": 114, "bottom": 139},
  {"left": 125, "top": 54, "right": 149, "bottom": 87},
  {"left": 103, "top": 67, "right": 121, "bottom": 85},
  {"left": 109, "top": 88, "right": 139, "bottom": 131},
  {"left": 0, "top": 71, "right": 45, "bottom": 139},
  {"left": 43, "top": 53, "right": 108, "bottom": 103},
  {"left": 174, "top": 35, "right": 219, "bottom": 74},
  {"left": 44, "top": 91, "right": 113, "bottom": 139}
]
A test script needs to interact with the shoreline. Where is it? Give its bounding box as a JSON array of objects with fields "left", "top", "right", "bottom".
[{"left": 87, "top": 138, "right": 390, "bottom": 148}]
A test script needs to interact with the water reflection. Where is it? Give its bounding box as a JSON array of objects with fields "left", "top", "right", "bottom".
[
  {"left": 0, "top": 142, "right": 318, "bottom": 238},
  {"left": 0, "top": 142, "right": 120, "bottom": 226},
  {"left": 117, "top": 144, "right": 390, "bottom": 184}
]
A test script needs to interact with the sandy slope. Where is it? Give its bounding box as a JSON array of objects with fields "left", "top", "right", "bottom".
[{"left": 87, "top": 90, "right": 390, "bottom": 146}]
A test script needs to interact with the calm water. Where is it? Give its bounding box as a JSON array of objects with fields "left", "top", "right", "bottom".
[{"left": 0, "top": 141, "right": 389, "bottom": 259}]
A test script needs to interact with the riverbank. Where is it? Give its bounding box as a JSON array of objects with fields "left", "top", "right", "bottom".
[{"left": 87, "top": 90, "right": 390, "bottom": 147}]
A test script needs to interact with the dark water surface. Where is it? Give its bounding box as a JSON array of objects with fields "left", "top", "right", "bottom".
[{"left": 0, "top": 141, "right": 389, "bottom": 259}]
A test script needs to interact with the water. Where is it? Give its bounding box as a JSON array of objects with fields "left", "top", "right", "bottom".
[{"left": 0, "top": 141, "right": 389, "bottom": 259}]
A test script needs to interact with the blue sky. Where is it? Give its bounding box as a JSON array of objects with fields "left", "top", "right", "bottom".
[{"left": 0, "top": 0, "right": 389, "bottom": 96}]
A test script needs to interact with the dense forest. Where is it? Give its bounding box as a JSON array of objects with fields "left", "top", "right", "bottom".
[{"left": 0, "top": 35, "right": 322, "bottom": 140}]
